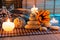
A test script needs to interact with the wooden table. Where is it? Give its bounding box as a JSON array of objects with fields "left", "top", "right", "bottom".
[{"left": 0, "top": 34, "right": 60, "bottom": 40}]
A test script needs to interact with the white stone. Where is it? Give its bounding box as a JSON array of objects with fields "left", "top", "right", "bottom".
[
  {"left": 41, "top": 27, "right": 47, "bottom": 31},
  {"left": 50, "top": 26, "right": 60, "bottom": 30}
]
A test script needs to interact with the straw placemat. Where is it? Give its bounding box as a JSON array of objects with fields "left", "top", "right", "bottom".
[{"left": 0, "top": 28, "right": 60, "bottom": 38}]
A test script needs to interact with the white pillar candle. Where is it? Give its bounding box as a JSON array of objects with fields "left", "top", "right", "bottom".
[{"left": 2, "top": 18, "right": 15, "bottom": 32}]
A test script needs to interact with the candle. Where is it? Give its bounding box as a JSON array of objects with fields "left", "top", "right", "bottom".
[
  {"left": 31, "top": 5, "right": 38, "bottom": 14},
  {"left": 2, "top": 18, "right": 15, "bottom": 32}
]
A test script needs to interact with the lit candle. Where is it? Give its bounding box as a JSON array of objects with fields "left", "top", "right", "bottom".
[
  {"left": 31, "top": 5, "right": 38, "bottom": 14},
  {"left": 2, "top": 18, "right": 15, "bottom": 32}
]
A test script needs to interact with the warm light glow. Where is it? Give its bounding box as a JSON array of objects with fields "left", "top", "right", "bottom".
[
  {"left": 31, "top": 5, "right": 38, "bottom": 14},
  {"left": 2, "top": 18, "right": 15, "bottom": 32},
  {"left": 7, "top": 18, "right": 10, "bottom": 22},
  {"left": 50, "top": 17, "right": 58, "bottom": 24}
]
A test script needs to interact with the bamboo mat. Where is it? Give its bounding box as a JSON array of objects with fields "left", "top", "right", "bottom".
[{"left": 0, "top": 28, "right": 60, "bottom": 37}]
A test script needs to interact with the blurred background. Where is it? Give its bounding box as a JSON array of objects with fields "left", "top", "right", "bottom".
[
  {"left": 0, "top": 0, "right": 60, "bottom": 26},
  {"left": 0, "top": 0, "right": 60, "bottom": 14}
]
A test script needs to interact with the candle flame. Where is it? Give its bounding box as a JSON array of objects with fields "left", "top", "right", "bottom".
[
  {"left": 7, "top": 18, "right": 10, "bottom": 22},
  {"left": 33, "top": 5, "right": 35, "bottom": 8}
]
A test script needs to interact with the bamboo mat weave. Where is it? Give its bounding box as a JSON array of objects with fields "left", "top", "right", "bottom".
[{"left": 0, "top": 28, "right": 60, "bottom": 37}]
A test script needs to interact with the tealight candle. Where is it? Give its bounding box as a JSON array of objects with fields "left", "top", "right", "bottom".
[{"left": 2, "top": 18, "right": 15, "bottom": 32}]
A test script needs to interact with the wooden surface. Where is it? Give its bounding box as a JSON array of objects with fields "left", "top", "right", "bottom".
[{"left": 0, "top": 34, "right": 60, "bottom": 40}]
